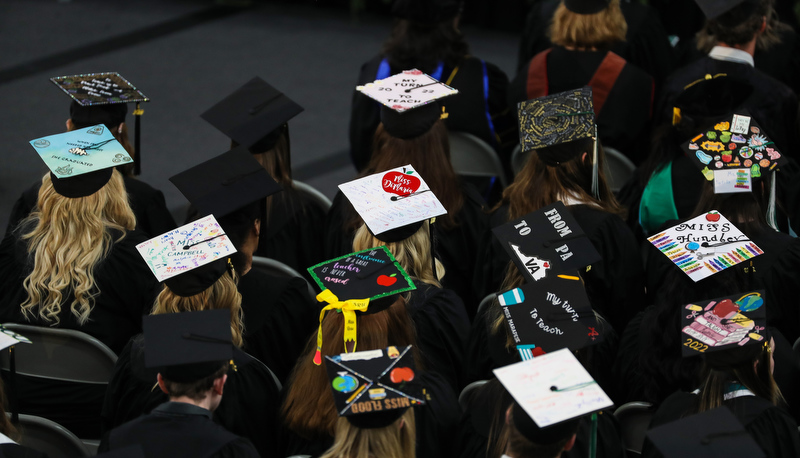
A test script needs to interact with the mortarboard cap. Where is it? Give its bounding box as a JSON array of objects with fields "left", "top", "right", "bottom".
[
  {"left": 136, "top": 215, "right": 237, "bottom": 295},
  {"left": 682, "top": 112, "right": 784, "bottom": 192},
  {"left": 672, "top": 75, "right": 753, "bottom": 127},
  {"left": 517, "top": 87, "right": 595, "bottom": 162},
  {"left": 307, "top": 246, "right": 416, "bottom": 362},
  {"left": 564, "top": 0, "right": 610, "bottom": 15},
  {"left": 143, "top": 310, "right": 233, "bottom": 383},
  {"left": 695, "top": 0, "right": 758, "bottom": 23},
  {"left": 357, "top": 69, "right": 458, "bottom": 139},
  {"left": 494, "top": 349, "right": 612, "bottom": 442},
  {"left": 647, "top": 211, "right": 763, "bottom": 282},
  {"left": 647, "top": 406, "right": 764, "bottom": 458},
  {"left": 201, "top": 77, "right": 304, "bottom": 153},
  {"left": 69, "top": 101, "right": 127, "bottom": 131},
  {"left": 496, "top": 273, "right": 602, "bottom": 361},
  {"left": 0, "top": 325, "right": 31, "bottom": 351},
  {"left": 492, "top": 202, "right": 601, "bottom": 282},
  {"left": 169, "top": 145, "right": 282, "bottom": 219},
  {"left": 339, "top": 164, "right": 447, "bottom": 243},
  {"left": 391, "top": 0, "right": 461, "bottom": 25},
  {"left": 29, "top": 125, "right": 133, "bottom": 198},
  {"left": 681, "top": 291, "right": 767, "bottom": 357},
  {"left": 325, "top": 345, "right": 425, "bottom": 428}
]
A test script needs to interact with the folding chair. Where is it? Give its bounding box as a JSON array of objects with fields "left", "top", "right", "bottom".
[
  {"left": 476, "top": 293, "right": 497, "bottom": 318},
  {"left": 603, "top": 146, "right": 636, "bottom": 194},
  {"left": 293, "top": 180, "right": 332, "bottom": 213},
  {"left": 449, "top": 132, "right": 508, "bottom": 188},
  {"left": 613, "top": 401, "right": 655, "bottom": 456},
  {"left": 458, "top": 380, "right": 489, "bottom": 413},
  {"left": 251, "top": 256, "right": 317, "bottom": 298},
  {"left": 8, "top": 413, "right": 89, "bottom": 458}
]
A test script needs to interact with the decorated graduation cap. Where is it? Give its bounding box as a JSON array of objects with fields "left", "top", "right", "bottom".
[
  {"left": 324, "top": 345, "right": 426, "bottom": 429},
  {"left": 564, "top": 0, "right": 610, "bottom": 14},
  {"left": 647, "top": 211, "right": 763, "bottom": 282},
  {"left": 647, "top": 406, "right": 764, "bottom": 458},
  {"left": 496, "top": 273, "right": 602, "bottom": 361},
  {"left": 517, "top": 87, "right": 600, "bottom": 197},
  {"left": 356, "top": 69, "right": 458, "bottom": 139},
  {"left": 29, "top": 125, "right": 133, "bottom": 198},
  {"left": 169, "top": 145, "right": 282, "bottom": 219},
  {"left": 339, "top": 164, "right": 447, "bottom": 243},
  {"left": 492, "top": 202, "right": 601, "bottom": 283},
  {"left": 201, "top": 76, "right": 304, "bottom": 154},
  {"left": 307, "top": 246, "right": 416, "bottom": 364},
  {"left": 391, "top": 0, "right": 461, "bottom": 24},
  {"left": 0, "top": 325, "right": 31, "bottom": 351},
  {"left": 51, "top": 72, "right": 148, "bottom": 175},
  {"left": 494, "top": 348, "right": 613, "bottom": 444},
  {"left": 681, "top": 291, "right": 767, "bottom": 357},
  {"left": 143, "top": 309, "right": 233, "bottom": 383},
  {"left": 136, "top": 215, "right": 237, "bottom": 296}
]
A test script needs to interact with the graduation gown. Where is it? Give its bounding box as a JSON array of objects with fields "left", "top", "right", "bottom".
[
  {"left": 238, "top": 268, "right": 318, "bottom": 384},
  {"left": 99, "top": 402, "right": 260, "bottom": 458},
  {"left": 102, "top": 337, "right": 281, "bottom": 458},
  {"left": 477, "top": 204, "right": 646, "bottom": 334},
  {"left": 0, "top": 444, "right": 48, "bottom": 458},
  {"left": 281, "top": 370, "right": 460, "bottom": 458},
  {"left": 349, "top": 55, "right": 516, "bottom": 173},
  {"left": 516, "top": 0, "right": 674, "bottom": 86},
  {"left": 641, "top": 391, "right": 800, "bottom": 458},
  {"left": 323, "top": 182, "right": 489, "bottom": 320},
  {"left": 509, "top": 46, "right": 654, "bottom": 164},
  {"left": 4, "top": 176, "right": 176, "bottom": 238}
]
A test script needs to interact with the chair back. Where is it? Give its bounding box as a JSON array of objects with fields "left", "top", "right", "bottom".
[
  {"left": 614, "top": 401, "right": 655, "bottom": 455},
  {"left": 293, "top": 180, "right": 332, "bottom": 213},
  {"left": 0, "top": 324, "right": 117, "bottom": 384},
  {"left": 449, "top": 132, "right": 508, "bottom": 188},
  {"left": 458, "top": 380, "right": 489, "bottom": 412},
  {"left": 251, "top": 256, "right": 317, "bottom": 298},
  {"left": 510, "top": 144, "right": 526, "bottom": 176},
  {"left": 244, "top": 351, "right": 283, "bottom": 392},
  {"left": 603, "top": 146, "right": 636, "bottom": 194},
  {"left": 9, "top": 413, "right": 89, "bottom": 457},
  {"left": 476, "top": 293, "right": 497, "bottom": 318}
]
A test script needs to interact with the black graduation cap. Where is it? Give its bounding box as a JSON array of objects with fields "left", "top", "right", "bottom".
[
  {"left": 391, "top": 0, "right": 461, "bottom": 25},
  {"left": 164, "top": 258, "right": 230, "bottom": 298},
  {"left": 680, "top": 291, "right": 767, "bottom": 357},
  {"left": 143, "top": 310, "right": 233, "bottom": 383},
  {"left": 51, "top": 72, "right": 149, "bottom": 175},
  {"left": 324, "top": 345, "right": 425, "bottom": 429},
  {"left": 492, "top": 202, "right": 601, "bottom": 282},
  {"left": 672, "top": 75, "right": 754, "bottom": 127},
  {"left": 564, "top": 0, "right": 609, "bottom": 15},
  {"left": 695, "top": 0, "right": 757, "bottom": 22},
  {"left": 201, "top": 77, "right": 304, "bottom": 153},
  {"left": 497, "top": 273, "right": 602, "bottom": 360},
  {"left": 647, "top": 407, "right": 765, "bottom": 458},
  {"left": 517, "top": 87, "right": 596, "bottom": 161},
  {"left": 169, "top": 145, "right": 282, "bottom": 219}
]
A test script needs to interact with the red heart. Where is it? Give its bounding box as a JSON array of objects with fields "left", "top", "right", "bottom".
[{"left": 543, "top": 262, "right": 550, "bottom": 268}]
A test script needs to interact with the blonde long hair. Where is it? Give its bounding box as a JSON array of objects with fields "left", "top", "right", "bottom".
[
  {"left": 352, "top": 222, "right": 444, "bottom": 288},
  {"left": 151, "top": 271, "right": 244, "bottom": 348},
  {"left": 549, "top": 0, "right": 627, "bottom": 50},
  {"left": 20, "top": 170, "right": 135, "bottom": 325},
  {"left": 319, "top": 409, "right": 416, "bottom": 458}
]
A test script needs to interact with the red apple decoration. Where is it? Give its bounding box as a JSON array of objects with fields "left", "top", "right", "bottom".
[
  {"left": 382, "top": 169, "right": 422, "bottom": 196},
  {"left": 390, "top": 367, "right": 415, "bottom": 383},
  {"left": 377, "top": 273, "right": 398, "bottom": 287},
  {"left": 721, "top": 152, "right": 733, "bottom": 163},
  {"left": 706, "top": 211, "right": 721, "bottom": 222}
]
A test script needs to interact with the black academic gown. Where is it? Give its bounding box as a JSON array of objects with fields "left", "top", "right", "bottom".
[
  {"left": 0, "top": 444, "right": 48, "bottom": 458},
  {"left": 281, "top": 370, "right": 460, "bottom": 458},
  {"left": 238, "top": 268, "right": 318, "bottom": 384},
  {"left": 641, "top": 391, "right": 800, "bottom": 458},
  {"left": 477, "top": 204, "right": 646, "bottom": 334},
  {"left": 516, "top": 0, "right": 674, "bottom": 87},
  {"left": 4, "top": 176, "right": 175, "bottom": 238},
  {"left": 0, "top": 226, "right": 159, "bottom": 439},
  {"left": 509, "top": 46, "right": 654, "bottom": 164},
  {"left": 323, "top": 182, "right": 489, "bottom": 320},
  {"left": 102, "top": 337, "right": 280, "bottom": 458},
  {"left": 349, "top": 55, "right": 516, "bottom": 173},
  {"left": 99, "top": 402, "right": 260, "bottom": 458}
]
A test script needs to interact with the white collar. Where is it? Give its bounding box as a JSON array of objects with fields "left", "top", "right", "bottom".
[
  {"left": 709, "top": 46, "right": 755, "bottom": 67},
  {"left": 0, "top": 432, "right": 16, "bottom": 445}
]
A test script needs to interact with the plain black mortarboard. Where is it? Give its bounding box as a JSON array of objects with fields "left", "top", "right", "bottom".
[
  {"left": 647, "top": 406, "right": 764, "bottom": 458},
  {"left": 695, "top": 0, "right": 758, "bottom": 22},
  {"left": 564, "top": 0, "right": 610, "bottom": 15},
  {"left": 169, "top": 145, "right": 282, "bottom": 219},
  {"left": 201, "top": 77, "right": 304, "bottom": 153},
  {"left": 164, "top": 258, "right": 230, "bottom": 298},
  {"left": 673, "top": 75, "right": 754, "bottom": 127},
  {"left": 143, "top": 310, "right": 233, "bottom": 383},
  {"left": 492, "top": 201, "right": 601, "bottom": 282},
  {"left": 680, "top": 291, "right": 767, "bottom": 357},
  {"left": 325, "top": 345, "right": 425, "bottom": 428},
  {"left": 391, "top": 0, "right": 461, "bottom": 25}
]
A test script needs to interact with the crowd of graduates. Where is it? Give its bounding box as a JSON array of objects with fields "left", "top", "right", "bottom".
[{"left": 2, "top": 0, "right": 800, "bottom": 457}]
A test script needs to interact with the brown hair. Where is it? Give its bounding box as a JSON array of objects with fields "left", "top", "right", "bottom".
[
  {"left": 382, "top": 18, "right": 469, "bottom": 71},
  {"left": 0, "top": 378, "right": 18, "bottom": 441},
  {"left": 281, "top": 297, "right": 418, "bottom": 439},
  {"left": 549, "top": 0, "right": 627, "bottom": 50},
  {"left": 161, "top": 365, "right": 228, "bottom": 402},
  {"left": 506, "top": 404, "right": 573, "bottom": 458},
  {"left": 348, "top": 120, "right": 463, "bottom": 233},
  {"left": 497, "top": 138, "right": 625, "bottom": 220},
  {"left": 319, "top": 409, "right": 416, "bottom": 458},
  {"left": 697, "top": 0, "right": 776, "bottom": 50}
]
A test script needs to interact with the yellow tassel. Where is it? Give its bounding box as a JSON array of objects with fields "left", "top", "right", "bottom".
[
  {"left": 440, "top": 107, "right": 449, "bottom": 120},
  {"left": 672, "top": 107, "right": 682, "bottom": 126}
]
